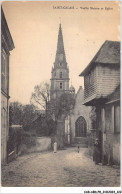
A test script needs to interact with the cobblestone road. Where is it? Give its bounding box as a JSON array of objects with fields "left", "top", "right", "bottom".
[{"left": 2, "top": 148, "right": 120, "bottom": 187}]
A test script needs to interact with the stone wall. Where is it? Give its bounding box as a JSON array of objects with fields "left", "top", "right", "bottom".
[
  {"left": 1, "top": 93, "right": 9, "bottom": 164},
  {"left": 21, "top": 137, "right": 51, "bottom": 154}
]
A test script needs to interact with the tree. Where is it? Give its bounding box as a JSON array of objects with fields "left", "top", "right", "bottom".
[
  {"left": 9, "top": 102, "right": 37, "bottom": 130},
  {"left": 30, "top": 82, "right": 75, "bottom": 120},
  {"left": 49, "top": 93, "right": 75, "bottom": 122},
  {"left": 58, "top": 93, "right": 75, "bottom": 116},
  {"left": 9, "top": 101, "right": 23, "bottom": 126},
  {"left": 30, "top": 82, "right": 75, "bottom": 143},
  {"left": 48, "top": 92, "right": 75, "bottom": 147},
  {"left": 21, "top": 104, "right": 37, "bottom": 130},
  {"left": 30, "top": 81, "right": 50, "bottom": 112}
]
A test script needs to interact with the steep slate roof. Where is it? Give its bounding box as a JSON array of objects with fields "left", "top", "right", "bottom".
[
  {"left": 69, "top": 84, "right": 75, "bottom": 91},
  {"left": 35, "top": 109, "right": 45, "bottom": 115},
  {"left": 80, "top": 40, "right": 120, "bottom": 76},
  {"left": 56, "top": 24, "right": 65, "bottom": 54},
  {"left": 54, "top": 24, "right": 67, "bottom": 66},
  {"left": 74, "top": 86, "right": 84, "bottom": 104},
  {"left": 1, "top": 7, "right": 15, "bottom": 51}
]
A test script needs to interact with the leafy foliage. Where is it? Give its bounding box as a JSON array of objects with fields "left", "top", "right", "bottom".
[
  {"left": 9, "top": 102, "right": 23, "bottom": 125},
  {"left": 9, "top": 102, "right": 37, "bottom": 130},
  {"left": 48, "top": 92, "right": 75, "bottom": 121},
  {"left": 22, "top": 104, "right": 37, "bottom": 130}
]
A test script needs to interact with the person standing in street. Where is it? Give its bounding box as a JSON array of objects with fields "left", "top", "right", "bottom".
[
  {"left": 77, "top": 142, "right": 80, "bottom": 153},
  {"left": 93, "top": 138, "right": 100, "bottom": 165}
]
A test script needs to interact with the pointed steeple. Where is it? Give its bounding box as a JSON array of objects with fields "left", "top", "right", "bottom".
[
  {"left": 56, "top": 24, "right": 65, "bottom": 54},
  {"left": 50, "top": 24, "right": 69, "bottom": 100},
  {"left": 54, "top": 24, "right": 67, "bottom": 67}
]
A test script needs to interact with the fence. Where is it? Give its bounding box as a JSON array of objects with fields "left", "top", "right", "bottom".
[{"left": 7, "top": 125, "right": 22, "bottom": 163}]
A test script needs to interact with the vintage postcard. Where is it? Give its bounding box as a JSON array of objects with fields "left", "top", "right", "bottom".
[{"left": 1, "top": 0, "right": 121, "bottom": 193}]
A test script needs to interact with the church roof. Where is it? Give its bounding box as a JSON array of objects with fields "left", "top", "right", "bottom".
[
  {"left": 69, "top": 85, "right": 75, "bottom": 91},
  {"left": 54, "top": 24, "right": 67, "bottom": 65},
  {"left": 57, "top": 24, "right": 65, "bottom": 54},
  {"left": 80, "top": 40, "right": 120, "bottom": 76}
]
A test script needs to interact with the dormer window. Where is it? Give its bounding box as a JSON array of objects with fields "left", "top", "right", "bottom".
[
  {"left": 60, "top": 82, "right": 62, "bottom": 89},
  {"left": 60, "top": 72, "right": 63, "bottom": 78}
]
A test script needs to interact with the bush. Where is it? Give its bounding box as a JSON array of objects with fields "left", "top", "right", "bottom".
[
  {"left": 7, "top": 126, "right": 22, "bottom": 155},
  {"left": 21, "top": 131, "right": 36, "bottom": 148}
]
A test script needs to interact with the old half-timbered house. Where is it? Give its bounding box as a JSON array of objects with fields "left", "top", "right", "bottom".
[
  {"left": 1, "top": 7, "right": 15, "bottom": 164},
  {"left": 79, "top": 40, "right": 120, "bottom": 165}
]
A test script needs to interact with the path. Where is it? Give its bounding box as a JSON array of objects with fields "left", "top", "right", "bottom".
[{"left": 2, "top": 148, "right": 120, "bottom": 187}]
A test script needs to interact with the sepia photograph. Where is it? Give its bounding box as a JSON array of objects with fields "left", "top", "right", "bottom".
[{"left": 1, "top": 0, "right": 120, "bottom": 190}]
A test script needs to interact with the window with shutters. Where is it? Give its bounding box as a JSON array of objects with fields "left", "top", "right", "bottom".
[{"left": 85, "top": 70, "right": 94, "bottom": 86}]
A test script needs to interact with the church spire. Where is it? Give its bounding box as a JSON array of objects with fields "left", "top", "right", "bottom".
[
  {"left": 54, "top": 24, "right": 67, "bottom": 67},
  {"left": 50, "top": 24, "right": 69, "bottom": 100},
  {"left": 56, "top": 24, "right": 65, "bottom": 54}
]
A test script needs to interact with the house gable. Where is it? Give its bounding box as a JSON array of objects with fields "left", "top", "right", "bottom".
[{"left": 80, "top": 41, "right": 120, "bottom": 106}]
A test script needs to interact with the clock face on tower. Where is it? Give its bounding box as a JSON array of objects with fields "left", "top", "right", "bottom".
[{"left": 59, "top": 54, "right": 63, "bottom": 62}]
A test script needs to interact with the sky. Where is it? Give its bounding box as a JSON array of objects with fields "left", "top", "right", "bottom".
[{"left": 2, "top": 1, "right": 120, "bottom": 105}]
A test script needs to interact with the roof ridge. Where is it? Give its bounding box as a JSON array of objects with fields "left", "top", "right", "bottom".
[{"left": 80, "top": 40, "right": 120, "bottom": 76}]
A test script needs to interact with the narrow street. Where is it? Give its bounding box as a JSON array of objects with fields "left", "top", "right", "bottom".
[{"left": 2, "top": 148, "right": 120, "bottom": 187}]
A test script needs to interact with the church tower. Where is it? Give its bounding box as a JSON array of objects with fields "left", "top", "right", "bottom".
[{"left": 50, "top": 24, "right": 69, "bottom": 100}]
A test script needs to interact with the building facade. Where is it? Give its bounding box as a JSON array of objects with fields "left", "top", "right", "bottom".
[
  {"left": 1, "top": 8, "right": 15, "bottom": 164},
  {"left": 80, "top": 40, "right": 120, "bottom": 164},
  {"left": 65, "top": 86, "right": 92, "bottom": 147}
]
